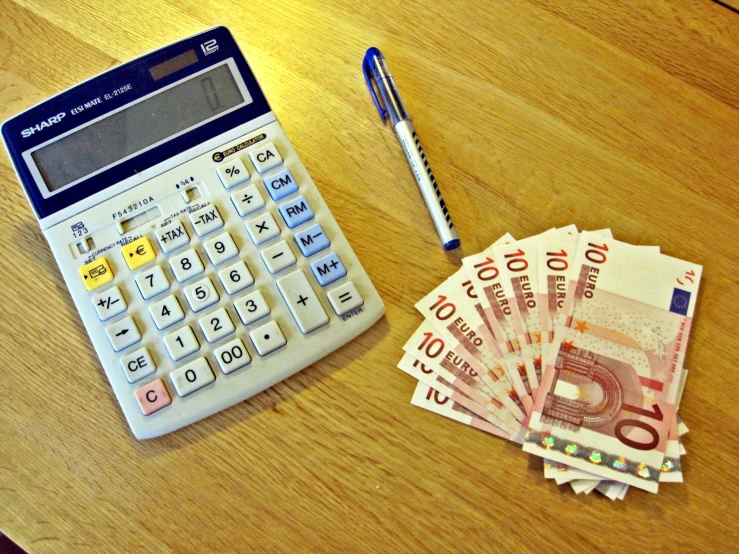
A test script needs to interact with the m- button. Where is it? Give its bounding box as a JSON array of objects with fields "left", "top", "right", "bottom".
[{"left": 121, "top": 236, "right": 157, "bottom": 270}]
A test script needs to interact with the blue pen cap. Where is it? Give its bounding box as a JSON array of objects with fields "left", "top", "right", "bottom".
[{"left": 363, "top": 47, "right": 410, "bottom": 126}]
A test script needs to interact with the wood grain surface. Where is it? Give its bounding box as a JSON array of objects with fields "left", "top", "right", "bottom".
[{"left": 1, "top": 1, "right": 738, "bottom": 552}]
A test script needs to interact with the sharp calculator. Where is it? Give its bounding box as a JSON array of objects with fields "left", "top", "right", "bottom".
[{"left": 2, "top": 27, "right": 384, "bottom": 439}]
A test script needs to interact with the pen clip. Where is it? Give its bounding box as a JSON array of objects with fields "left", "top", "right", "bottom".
[{"left": 363, "top": 47, "right": 387, "bottom": 122}]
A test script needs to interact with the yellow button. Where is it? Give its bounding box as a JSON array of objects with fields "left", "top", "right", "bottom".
[
  {"left": 122, "top": 237, "right": 157, "bottom": 270},
  {"left": 80, "top": 257, "right": 114, "bottom": 291}
]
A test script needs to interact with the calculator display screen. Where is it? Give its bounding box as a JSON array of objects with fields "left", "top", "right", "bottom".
[{"left": 32, "top": 63, "right": 246, "bottom": 192}]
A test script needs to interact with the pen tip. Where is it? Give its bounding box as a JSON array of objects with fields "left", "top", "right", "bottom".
[{"left": 443, "top": 239, "right": 461, "bottom": 251}]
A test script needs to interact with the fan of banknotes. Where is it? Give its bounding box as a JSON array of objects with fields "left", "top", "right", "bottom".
[{"left": 398, "top": 225, "right": 700, "bottom": 499}]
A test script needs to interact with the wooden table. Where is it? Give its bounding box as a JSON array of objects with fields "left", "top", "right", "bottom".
[{"left": 1, "top": 1, "right": 738, "bottom": 552}]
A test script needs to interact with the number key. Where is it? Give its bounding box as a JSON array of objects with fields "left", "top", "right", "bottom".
[
  {"left": 169, "top": 249, "right": 205, "bottom": 282},
  {"left": 135, "top": 265, "right": 170, "bottom": 299},
  {"left": 214, "top": 338, "right": 251, "bottom": 374},
  {"left": 234, "top": 289, "right": 270, "bottom": 325},
  {"left": 218, "top": 260, "right": 254, "bottom": 295},
  {"left": 184, "top": 277, "right": 219, "bottom": 312},
  {"left": 163, "top": 325, "right": 200, "bottom": 361},
  {"left": 198, "top": 307, "right": 235, "bottom": 343},
  {"left": 203, "top": 232, "right": 239, "bottom": 265},
  {"left": 149, "top": 295, "right": 185, "bottom": 330}
]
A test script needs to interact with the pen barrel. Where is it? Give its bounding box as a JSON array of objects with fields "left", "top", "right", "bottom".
[{"left": 394, "top": 120, "right": 460, "bottom": 250}]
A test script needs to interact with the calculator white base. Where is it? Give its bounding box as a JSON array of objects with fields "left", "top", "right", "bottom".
[{"left": 43, "top": 118, "right": 385, "bottom": 439}]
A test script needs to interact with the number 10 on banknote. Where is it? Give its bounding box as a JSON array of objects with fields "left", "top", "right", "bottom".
[{"left": 523, "top": 232, "right": 701, "bottom": 493}]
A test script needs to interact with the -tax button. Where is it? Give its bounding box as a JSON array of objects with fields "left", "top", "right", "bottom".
[
  {"left": 279, "top": 196, "right": 314, "bottom": 229},
  {"left": 310, "top": 252, "right": 347, "bottom": 286}
]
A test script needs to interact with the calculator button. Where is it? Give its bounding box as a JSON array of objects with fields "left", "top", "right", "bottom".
[
  {"left": 249, "top": 142, "right": 283, "bottom": 174},
  {"left": 93, "top": 286, "right": 127, "bottom": 321},
  {"left": 264, "top": 169, "right": 298, "bottom": 200},
  {"left": 134, "top": 379, "right": 171, "bottom": 416},
  {"left": 310, "top": 252, "right": 347, "bottom": 286},
  {"left": 278, "top": 196, "right": 314, "bottom": 229},
  {"left": 276, "top": 270, "right": 329, "bottom": 334},
  {"left": 199, "top": 307, "right": 236, "bottom": 343},
  {"left": 122, "top": 237, "right": 157, "bottom": 270},
  {"left": 261, "top": 240, "right": 297, "bottom": 274},
  {"left": 135, "top": 265, "right": 170, "bottom": 299},
  {"left": 189, "top": 205, "right": 224, "bottom": 237},
  {"left": 327, "top": 281, "right": 364, "bottom": 316},
  {"left": 155, "top": 221, "right": 190, "bottom": 253},
  {"left": 170, "top": 357, "right": 215, "bottom": 397},
  {"left": 234, "top": 290, "right": 270, "bottom": 325},
  {"left": 217, "top": 158, "right": 250, "bottom": 189},
  {"left": 214, "top": 338, "right": 252, "bottom": 374},
  {"left": 245, "top": 212, "right": 281, "bottom": 245},
  {"left": 218, "top": 260, "right": 255, "bottom": 295},
  {"left": 106, "top": 316, "right": 142, "bottom": 352},
  {"left": 80, "top": 257, "right": 114, "bottom": 291},
  {"left": 164, "top": 325, "right": 200, "bottom": 361},
  {"left": 294, "top": 224, "right": 330, "bottom": 257},
  {"left": 250, "top": 320, "right": 287, "bottom": 356},
  {"left": 169, "top": 249, "right": 205, "bottom": 282},
  {"left": 184, "top": 277, "right": 220, "bottom": 313},
  {"left": 203, "top": 232, "right": 239, "bottom": 265},
  {"left": 121, "top": 347, "right": 156, "bottom": 383},
  {"left": 149, "top": 295, "right": 185, "bottom": 330},
  {"left": 231, "top": 183, "right": 265, "bottom": 216}
]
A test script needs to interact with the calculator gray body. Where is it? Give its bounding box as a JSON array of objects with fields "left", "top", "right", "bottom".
[{"left": 2, "top": 28, "right": 384, "bottom": 439}]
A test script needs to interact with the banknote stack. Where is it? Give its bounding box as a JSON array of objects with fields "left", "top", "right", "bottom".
[{"left": 398, "top": 226, "right": 700, "bottom": 499}]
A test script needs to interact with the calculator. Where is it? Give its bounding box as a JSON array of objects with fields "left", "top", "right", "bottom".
[{"left": 2, "top": 27, "right": 384, "bottom": 439}]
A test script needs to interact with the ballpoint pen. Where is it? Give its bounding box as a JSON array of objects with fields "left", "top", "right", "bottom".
[{"left": 363, "top": 47, "right": 460, "bottom": 251}]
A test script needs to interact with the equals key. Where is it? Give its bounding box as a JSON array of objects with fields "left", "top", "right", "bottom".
[{"left": 327, "top": 282, "right": 364, "bottom": 317}]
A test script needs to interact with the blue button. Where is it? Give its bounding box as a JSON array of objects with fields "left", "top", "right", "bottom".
[
  {"left": 279, "top": 196, "right": 314, "bottom": 228},
  {"left": 294, "top": 224, "right": 330, "bottom": 257},
  {"left": 310, "top": 252, "right": 347, "bottom": 286},
  {"left": 264, "top": 169, "right": 299, "bottom": 200}
]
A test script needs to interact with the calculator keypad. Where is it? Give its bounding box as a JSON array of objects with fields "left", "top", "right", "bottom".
[
  {"left": 279, "top": 196, "right": 314, "bottom": 229},
  {"left": 249, "top": 142, "right": 283, "bottom": 174},
  {"left": 135, "top": 265, "right": 170, "bottom": 299},
  {"left": 150, "top": 295, "right": 185, "bottom": 330},
  {"left": 170, "top": 357, "right": 215, "bottom": 397},
  {"left": 249, "top": 320, "right": 287, "bottom": 356},
  {"left": 294, "top": 224, "right": 330, "bottom": 257},
  {"left": 217, "top": 158, "right": 250, "bottom": 189},
  {"left": 72, "top": 128, "right": 382, "bottom": 434},
  {"left": 164, "top": 325, "right": 200, "bottom": 361},
  {"left": 231, "top": 184, "right": 265, "bottom": 216},
  {"left": 93, "top": 286, "right": 127, "bottom": 321},
  {"left": 218, "top": 260, "right": 254, "bottom": 294},
  {"left": 170, "top": 249, "right": 205, "bottom": 282},
  {"left": 106, "top": 316, "right": 142, "bottom": 351},
  {"left": 203, "top": 232, "right": 239, "bottom": 265},
  {"left": 234, "top": 290, "right": 270, "bottom": 325},
  {"left": 261, "top": 240, "right": 297, "bottom": 274},
  {"left": 121, "top": 347, "right": 156, "bottom": 383},
  {"left": 190, "top": 205, "right": 225, "bottom": 237},
  {"left": 276, "top": 269, "right": 329, "bottom": 334},
  {"left": 214, "top": 338, "right": 251, "bottom": 374},
  {"left": 184, "top": 277, "right": 220, "bottom": 312},
  {"left": 156, "top": 221, "right": 190, "bottom": 253},
  {"left": 199, "top": 307, "right": 235, "bottom": 343},
  {"left": 246, "top": 212, "right": 281, "bottom": 245}
]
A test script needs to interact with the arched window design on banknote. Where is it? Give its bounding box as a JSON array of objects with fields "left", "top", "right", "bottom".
[{"left": 541, "top": 344, "right": 635, "bottom": 432}]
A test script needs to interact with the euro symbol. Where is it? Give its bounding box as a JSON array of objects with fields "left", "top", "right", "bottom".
[{"left": 136, "top": 245, "right": 146, "bottom": 255}]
